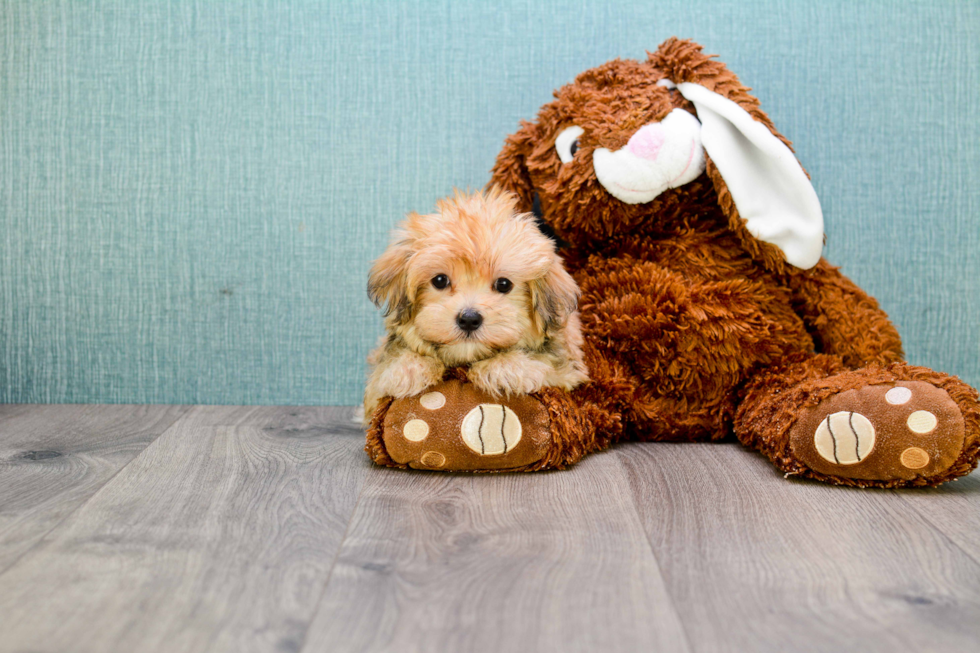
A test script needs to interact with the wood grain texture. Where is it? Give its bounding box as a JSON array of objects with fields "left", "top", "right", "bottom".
[
  {"left": 618, "top": 442, "right": 980, "bottom": 653},
  {"left": 0, "top": 404, "right": 188, "bottom": 572},
  {"left": 2, "top": 405, "right": 978, "bottom": 653},
  {"left": 0, "top": 405, "right": 370, "bottom": 653},
  {"left": 896, "top": 472, "right": 980, "bottom": 566},
  {"left": 302, "top": 450, "right": 690, "bottom": 653}
]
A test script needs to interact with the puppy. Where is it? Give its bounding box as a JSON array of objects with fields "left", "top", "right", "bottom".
[{"left": 364, "top": 188, "right": 589, "bottom": 420}]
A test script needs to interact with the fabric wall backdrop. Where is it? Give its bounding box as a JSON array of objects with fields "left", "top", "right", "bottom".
[{"left": 1, "top": 0, "right": 978, "bottom": 405}]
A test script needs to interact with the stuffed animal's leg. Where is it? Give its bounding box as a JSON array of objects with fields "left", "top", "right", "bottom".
[
  {"left": 735, "top": 354, "right": 980, "bottom": 488},
  {"left": 365, "top": 375, "right": 611, "bottom": 472},
  {"left": 786, "top": 259, "right": 905, "bottom": 368}
]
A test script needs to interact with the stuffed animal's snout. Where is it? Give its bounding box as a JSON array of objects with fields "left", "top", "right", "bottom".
[
  {"left": 592, "top": 108, "right": 706, "bottom": 205},
  {"left": 626, "top": 123, "right": 667, "bottom": 161}
]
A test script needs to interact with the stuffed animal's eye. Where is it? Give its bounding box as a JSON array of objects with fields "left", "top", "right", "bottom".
[
  {"left": 431, "top": 274, "right": 450, "bottom": 290},
  {"left": 493, "top": 278, "right": 513, "bottom": 294},
  {"left": 555, "top": 126, "right": 584, "bottom": 164}
]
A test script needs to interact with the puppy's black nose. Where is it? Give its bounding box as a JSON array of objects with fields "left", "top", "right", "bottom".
[{"left": 456, "top": 309, "right": 483, "bottom": 332}]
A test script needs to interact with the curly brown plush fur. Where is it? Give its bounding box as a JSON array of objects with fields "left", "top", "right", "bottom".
[
  {"left": 365, "top": 38, "right": 979, "bottom": 487},
  {"left": 473, "top": 38, "right": 980, "bottom": 487}
]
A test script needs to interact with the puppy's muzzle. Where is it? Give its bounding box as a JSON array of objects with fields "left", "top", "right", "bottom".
[{"left": 456, "top": 309, "right": 483, "bottom": 333}]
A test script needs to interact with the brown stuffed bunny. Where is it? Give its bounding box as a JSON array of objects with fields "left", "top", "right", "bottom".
[{"left": 366, "top": 38, "right": 979, "bottom": 488}]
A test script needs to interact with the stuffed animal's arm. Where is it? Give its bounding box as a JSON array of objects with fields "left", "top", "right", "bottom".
[{"left": 786, "top": 258, "right": 904, "bottom": 367}]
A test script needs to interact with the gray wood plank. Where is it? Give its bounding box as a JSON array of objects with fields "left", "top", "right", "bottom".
[
  {"left": 0, "top": 404, "right": 188, "bottom": 572},
  {"left": 302, "top": 451, "right": 690, "bottom": 653},
  {"left": 0, "top": 405, "right": 370, "bottom": 653},
  {"left": 618, "top": 442, "right": 980, "bottom": 653},
  {"left": 895, "top": 471, "right": 980, "bottom": 565}
]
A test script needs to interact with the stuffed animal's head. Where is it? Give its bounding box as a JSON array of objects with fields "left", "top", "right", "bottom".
[{"left": 489, "top": 38, "right": 824, "bottom": 271}]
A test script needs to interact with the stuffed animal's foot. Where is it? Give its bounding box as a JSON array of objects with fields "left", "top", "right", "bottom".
[
  {"left": 789, "top": 381, "right": 967, "bottom": 483},
  {"left": 365, "top": 379, "right": 588, "bottom": 472},
  {"left": 738, "top": 358, "right": 980, "bottom": 488}
]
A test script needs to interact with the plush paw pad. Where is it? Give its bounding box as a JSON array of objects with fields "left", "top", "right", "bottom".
[
  {"left": 381, "top": 380, "right": 552, "bottom": 471},
  {"left": 790, "top": 381, "right": 965, "bottom": 481},
  {"left": 813, "top": 412, "right": 876, "bottom": 465},
  {"left": 460, "top": 405, "right": 522, "bottom": 455}
]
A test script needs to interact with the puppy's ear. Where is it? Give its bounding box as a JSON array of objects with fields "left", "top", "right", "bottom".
[
  {"left": 530, "top": 261, "right": 580, "bottom": 332},
  {"left": 488, "top": 122, "right": 537, "bottom": 213},
  {"left": 649, "top": 38, "right": 823, "bottom": 273},
  {"left": 367, "top": 234, "right": 414, "bottom": 321}
]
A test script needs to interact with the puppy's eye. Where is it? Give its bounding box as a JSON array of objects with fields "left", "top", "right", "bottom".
[
  {"left": 555, "top": 126, "right": 584, "bottom": 164},
  {"left": 431, "top": 274, "right": 450, "bottom": 290},
  {"left": 493, "top": 278, "right": 513, "bottom": 294}
]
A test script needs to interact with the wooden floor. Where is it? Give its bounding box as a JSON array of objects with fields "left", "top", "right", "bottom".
[{"left": 0, "top": 405, "right": 978, "bottom": 653}]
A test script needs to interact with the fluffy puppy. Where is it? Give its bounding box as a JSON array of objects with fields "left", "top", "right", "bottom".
[{"left": 364, "top": 188, "right": 588, "bottom": 420}]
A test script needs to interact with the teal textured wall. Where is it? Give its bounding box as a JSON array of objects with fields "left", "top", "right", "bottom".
[{"left": 1, "top": 0, "right": 978, "bottom": 405}]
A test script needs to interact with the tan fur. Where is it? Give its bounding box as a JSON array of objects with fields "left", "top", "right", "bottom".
[{"left": 364, "top": 189, "right": 588, "bottom": 420}]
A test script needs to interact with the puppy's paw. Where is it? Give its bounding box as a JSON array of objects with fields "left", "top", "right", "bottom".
[
  {"left": 372, "top": 353, "right": 445, "bottom": 400},
  {"left": 469, "top": 352, "right": 552, "bottom": 397}
]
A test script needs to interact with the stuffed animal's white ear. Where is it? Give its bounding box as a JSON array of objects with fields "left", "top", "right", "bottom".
[{"left": 676, "top": 82, "right": 824, "bottom": 269}]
